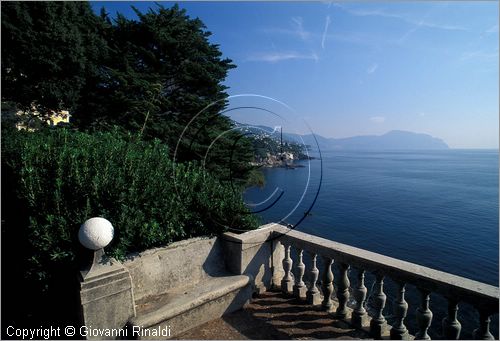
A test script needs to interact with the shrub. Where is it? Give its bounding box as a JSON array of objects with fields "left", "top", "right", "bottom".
[{"left": 1, "top": 127, "right": 258, "bottom": 290}]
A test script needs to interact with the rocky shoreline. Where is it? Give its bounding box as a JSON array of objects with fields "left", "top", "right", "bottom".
[{"left": 251, "top": 155, "right": 314, "bottom": 168}]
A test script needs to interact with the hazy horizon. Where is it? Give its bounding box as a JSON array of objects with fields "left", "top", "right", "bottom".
[
  {"left": 240, "top": 122, "right": 500, "bottom": 150},
  {"left": 92, "top": 1, "right": 499, "bottom": 149}
]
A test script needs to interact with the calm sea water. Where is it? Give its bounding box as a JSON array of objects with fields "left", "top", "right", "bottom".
[{"left": 244, "top": 150, "right": 499, "bottom": 337}]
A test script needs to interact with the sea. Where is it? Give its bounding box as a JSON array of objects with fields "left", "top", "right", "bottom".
[{"left": 244, "top": 149, "right": 499, "bottom": 337}]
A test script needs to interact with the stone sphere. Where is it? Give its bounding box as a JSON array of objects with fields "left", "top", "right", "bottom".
[{"left": 78, "top": 217, "right": 114, "bottom": 250}]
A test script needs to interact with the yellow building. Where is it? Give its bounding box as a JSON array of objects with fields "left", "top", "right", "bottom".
[
  {"left": 12, "top": 107, "right": 70, "bottom": 131},
  {"left": 46, "top": 110, "right": 70, "bottom": 126}
]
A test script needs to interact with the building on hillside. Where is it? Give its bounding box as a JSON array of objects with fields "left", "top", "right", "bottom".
[{"left": 2, "top": 103, "right": 71, "bottom": 131}]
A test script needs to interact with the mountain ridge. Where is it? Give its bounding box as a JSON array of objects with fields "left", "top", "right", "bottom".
[
  {"left": 235, "top": 123, "right": 449, "bottom": 150},
  {"left": 309, "top": 130, "right": 448, "bottom": 150}
]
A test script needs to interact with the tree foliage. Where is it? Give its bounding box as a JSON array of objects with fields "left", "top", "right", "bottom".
[
  {"left": 2, "top": 2, "right": 258, "bottom": 185},
  {"left": 1, "top": 3, "right": 264, "bottom": 328},
  {"left": 1, "top": 126, "right": 259, "bottom": 327},
  {"left": 1, "top": 127, "right": 258, "bottom": 285},
  {"left": 1, "top": 1, "right": 106, "bottom": 116},
  {"left": 76, "top": 5, "right": 233, "bottom": 133}
]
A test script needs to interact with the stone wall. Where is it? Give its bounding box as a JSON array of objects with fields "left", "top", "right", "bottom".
[{"left": 123, "top": 237, "right": 226, "bottom": 302}]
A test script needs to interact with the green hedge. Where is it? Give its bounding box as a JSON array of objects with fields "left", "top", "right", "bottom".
[{"left": 1, "top": 127, "right": 258, "bottom": 289}]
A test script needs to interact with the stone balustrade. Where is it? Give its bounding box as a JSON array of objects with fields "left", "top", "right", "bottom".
[
  {"left": 223, "top": 223, "right": 499, "bottom": 340},
  {"left": 77, "top": 219, "right": 498, "bottom": 340},
  {"left": 276, "top": 225, "right": 498, "bottom": 339}
]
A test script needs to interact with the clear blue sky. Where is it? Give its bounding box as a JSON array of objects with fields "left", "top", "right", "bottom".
[{"left": 92, "top": 1, "right": 499, "bottom": 149}]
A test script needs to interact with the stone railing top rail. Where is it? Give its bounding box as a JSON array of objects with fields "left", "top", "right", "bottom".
[{"left": 223, "top": 223, "right": 499, "bottom": 311}]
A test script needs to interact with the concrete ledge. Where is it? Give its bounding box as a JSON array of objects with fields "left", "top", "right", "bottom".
[
  {"left": 130, "top": 275, "right": 250, "bottom": 327},
  {"left": 135, "top": 284, "right": 252, "bottom": 339},
  {"left": 223, "top": 223, "right": 287, "bottom": 293},
  {"left": 123, "top": 237, "right": 227, "bottom": 303},
  {"left": 80, "top": 270, "right": 133, "bottom": 305},
  {"left": 120, "top": 236, "right": 255, "bottom": 339},
  {"left": 271, "top": 225, "right": 499, "bottom": 311},
  {"left": 222, "top": 223, "right": 277, "bottom": 250},
  {"left": 129, "top": 275, "right": 251, "bottom": 338}
]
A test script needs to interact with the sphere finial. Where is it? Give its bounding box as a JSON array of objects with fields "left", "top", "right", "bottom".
[{"left": 78, "top": 217, "right": 114, "bottom": 250}]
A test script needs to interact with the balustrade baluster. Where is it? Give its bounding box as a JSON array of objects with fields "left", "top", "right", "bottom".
[
  {"left": 281, "top": 243, "right": 293, "bottom": 294},
  {"left": 336, "top": 262, "right": 350, "bottom": 319},
  {"left": 415, "top": 289, "right": 433, "bottom": 340},
  {"left": 270, "top": 232, "right": 497, "bottom": 341},
  {"left": 321, "top": 256, "right": 334, "bottom": 311},
  {"left": 306, "top": 252, "right": 321, "bottom": 305},
  {"left": 390, "top": 281, "right": 409, "bottom": 339},
  {"left": 370, "top": 273, "right": 388, "bottom": 339},
  {"left": 472, "top": 309, "right": 494, "bottom": 340},
  {"left": 442, "top": 299, "right": 461, "bottom": 339},
  {"left": 293, "top": 248, "right": 307, "bottom": 299},
  {"left": 351, "top": 269, "right": 368, "bottom": 328}
]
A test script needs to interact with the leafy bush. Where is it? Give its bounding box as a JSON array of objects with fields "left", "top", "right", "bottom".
[{"left": 1, "top": 127, "right": 258, "bottom": 289}]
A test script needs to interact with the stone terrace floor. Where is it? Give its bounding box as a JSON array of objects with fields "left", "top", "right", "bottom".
[{"left": 177, "top": 291, "right": 371, "bottom": 339}]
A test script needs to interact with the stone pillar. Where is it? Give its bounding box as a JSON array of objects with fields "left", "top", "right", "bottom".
[
  {"left": 321, "top": 257, "right": 334, "bottom": 312},
  {"left": 336, "top": 262, "right": 350, "bottom": 319},
  {"left": 271, "top": 239, "right": 285, "bottom": 289},
  {"left": 293, "top": 248, "right": 307, "bottom": 299},
  {"left": 442, "top": 299, "right": 461, "bottom": 339},
  {"left": 473, "top": 308, "right": 495, "bottom": 340},
  {"left": 78, "top": 217, "right": 135, "bottom": 340},
  {"left": 390, "top": 281, "right": 409, "bottom": 340},
  {"left": 351, "top": 269, "right": 368, "bottom": 328},
  {"left": 306, "top": 252, "right": 321, "bottom": 305},
  {"left": 281, "top": 243, "right": 294, "bottom": 295},
  {"left": 222, "top": 224, "right": 276, "bottom": 294},
  {"left": 415, "top": 289, "right": 433, "bottom": 340},
  {"left": 370, "top": 273, "right": 388, "bottom": 339}
]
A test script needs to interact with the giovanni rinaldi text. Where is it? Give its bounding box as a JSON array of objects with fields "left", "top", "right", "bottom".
[{"left": 5, "top": 325, "right": 172, "bottom": 339}]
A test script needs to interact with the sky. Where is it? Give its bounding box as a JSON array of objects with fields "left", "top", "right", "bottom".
[{"left": 91, "top": 1, "right": 499, "bottom": 149}]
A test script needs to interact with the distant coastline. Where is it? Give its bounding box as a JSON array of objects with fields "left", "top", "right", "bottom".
[
  {"left": 244, "top": 125, "right": 450, "bottom": 151},
  {"left": 290, "top": 130, "right": 450, "bottom": 151}
]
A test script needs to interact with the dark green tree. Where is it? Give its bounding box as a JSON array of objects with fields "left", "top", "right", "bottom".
[
  {"left": 1, "top": 1, "right": 106, "bottom": 117},
  {"left": 75, "top": 4, "right": 256, "bottom": 186},
  {"left": 2, "top": 2, "right": 259, "bottom": 186}
]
